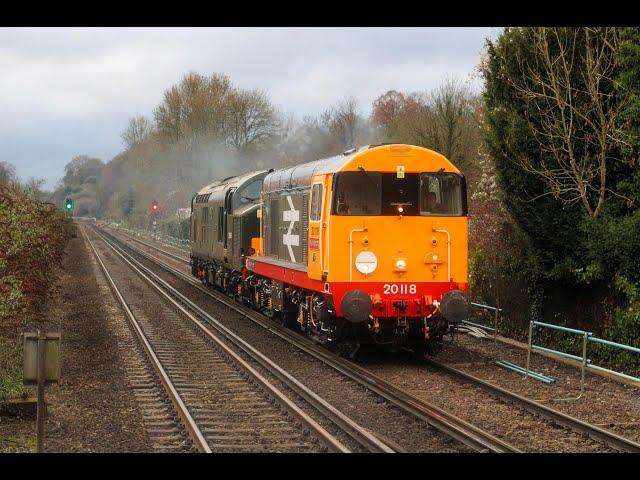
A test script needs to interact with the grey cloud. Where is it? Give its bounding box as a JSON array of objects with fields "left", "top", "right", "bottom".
[{"left": 0, "top": 27, "right": 499, "bottom": 190}]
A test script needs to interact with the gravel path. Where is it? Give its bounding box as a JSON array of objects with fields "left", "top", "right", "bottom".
[
  {"left": 40, "top": 232, "right": 153, "bottom": 452},
  {"left": 0, "top": 416, "right": 36, "bottom": 453},
  {"left": 433, "top": 334, "right": 640, "bottom": 442}
]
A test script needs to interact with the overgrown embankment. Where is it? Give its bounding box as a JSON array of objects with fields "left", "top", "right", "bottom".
[{"left": 0, "top": 185, "right": 71, "bottom": 401}]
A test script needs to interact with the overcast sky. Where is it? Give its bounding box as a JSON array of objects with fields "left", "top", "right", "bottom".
[{"left": 0, "top": 27, "right": 499, "bottom": 190}]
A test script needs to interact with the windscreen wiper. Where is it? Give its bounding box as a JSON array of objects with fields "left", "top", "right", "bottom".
[{"left": 358, "top": 166, "right": 380, "bottom": 188}]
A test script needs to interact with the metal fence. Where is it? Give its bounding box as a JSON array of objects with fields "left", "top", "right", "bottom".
[
  {"left": 526, "top": 321, "right": 640, "bottom": 396},
  {"left": 463, "top": 302, "right": 503, "bottom": 341},
  {"left": 464, "top": 302, "right": 640, "bottom": 390}
]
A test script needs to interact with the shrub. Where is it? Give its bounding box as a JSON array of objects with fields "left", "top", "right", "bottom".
[{"left": 0, "top": 184, "right": 71, "bottom": 399}]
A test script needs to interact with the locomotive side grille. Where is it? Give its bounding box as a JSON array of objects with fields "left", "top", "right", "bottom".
[
  {"left": 270, "top": 196, "right": 279, "bottom": 256},
  {"left": 233, "top": 217, "right": 241, "bottom": 257},
  {"left": 263, "top": 195, "right": 269, "bottom": 254},
  {"left": 301, "top": 192, "right": 308, "bottom": 264}
]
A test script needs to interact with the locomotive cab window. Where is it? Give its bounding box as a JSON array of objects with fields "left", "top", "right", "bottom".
[
  {"left": 332, "top": 171, "right": 466, "bottom": 216},
  {"left": 420, "top": 173, "right": 466, "bottom": 216},
  {"left": 332, "top": 171, "right": 381, "bottom": 215},
  {"left": 310, "top": 183, "right": 323, "bottom": 221},
  {"left": 235, "top": 179, "right": 262, "bottom": 209},
  {"left": 381, "top": 173, "right": 420, "bottom": 215}
]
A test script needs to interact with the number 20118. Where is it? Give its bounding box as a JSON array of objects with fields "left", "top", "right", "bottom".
[{"left": 383, "top": 284, "right": 417, "bottom": 294}]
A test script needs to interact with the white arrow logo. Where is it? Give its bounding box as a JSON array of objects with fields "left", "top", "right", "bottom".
[{"left": 282, "top": 195, "right": 300, "bottom": 262}]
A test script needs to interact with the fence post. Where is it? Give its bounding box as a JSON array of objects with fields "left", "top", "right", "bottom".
[
  {"left": 525, "top": 321, "right": 533, "bottom": 380},
  {"left": 36, "top": 330, "right": 45, "bottom": 453},
  {"left": 580, "top": 331, "right": 588, "bottom": 398}
]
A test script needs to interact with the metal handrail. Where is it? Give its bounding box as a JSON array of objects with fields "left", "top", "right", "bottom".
[
  {"left": 470, "top": 302, "right": 502, "bottom": 313},
  {"left": 465, "top": 303, "right": 640, "bottom": 389},
  {"left": 465, "top": 301, "right": 503, "bottom": 342},
  {"left": 589, "top": 336, "right": 640, "bottom": 355},
  {"left": 526, "top": 320, "right": 640, "bottom": 399}
]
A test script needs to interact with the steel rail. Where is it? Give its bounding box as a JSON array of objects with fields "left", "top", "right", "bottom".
[
  {"left": 117, "top": 229, "right": 190, "bottom": 265},
  {"left": 425, "top": 358, "right": 640, "bottom": 453},
  {"left": 100, "top": 226, "right": 520, "bottom": 453},
  {"left": 85, "top": 230, "right": 212, "bottom": 453},
  {"left": 107, "top": 227, "right": 640, "bottom": 452},
  {"left": 93, "top": 228, "right": 392, "bottom": 453}
]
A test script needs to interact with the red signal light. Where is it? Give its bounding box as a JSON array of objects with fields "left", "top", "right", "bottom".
[{"left": 152, "top": 204, "right": 158, "bottom": 211}]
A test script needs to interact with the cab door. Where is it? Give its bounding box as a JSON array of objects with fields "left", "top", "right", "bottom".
[
  {"left": 307, "top": 175, "right": 328, "bottom": 280},
  {"left": 223, "top": 188, "right": 235, "bottom": 252}
]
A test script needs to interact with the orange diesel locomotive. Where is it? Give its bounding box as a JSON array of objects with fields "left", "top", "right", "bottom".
[{"left": 190, "top": 144, "right": 469, "bottom": 356}]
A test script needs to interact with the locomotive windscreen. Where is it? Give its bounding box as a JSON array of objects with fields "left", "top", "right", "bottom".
[
  {"left": 419, "top": 173, "right": 466, "bottom": 216},
  {"left": 332, "top": 171, "right": 467, "bottom": 216}
]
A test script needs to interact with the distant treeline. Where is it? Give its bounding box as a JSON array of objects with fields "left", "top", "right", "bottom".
[{"left": 45, "top": 72, "right": 491, "bottom": 230}]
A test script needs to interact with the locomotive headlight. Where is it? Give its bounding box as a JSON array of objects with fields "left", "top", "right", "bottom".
[
  {"left": 394, "top": 258, "right": 407, "bottom": 272},
  {"left": 432, "top": 254, "right": 438, "bottom": 261},
  {"left": 355, "top": 251, "right": 378, "bottom": 274}
]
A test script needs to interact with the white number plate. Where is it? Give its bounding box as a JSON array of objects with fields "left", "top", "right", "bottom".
[{"left": 383, "top": 284, "right": 417, "bottom": 295}]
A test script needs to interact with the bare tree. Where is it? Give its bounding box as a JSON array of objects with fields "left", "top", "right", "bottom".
[
  {"left": 62, "top": 155, "right": 104, "bottom": 186},
  {"left": 394, "top": 94, "right": 435, "bottom": 147},
  {"left": 322, "top": 96, "right": 363, "bottom": 151},
  {"left": 154, "top": 72, "right": 231, "bottom": 148},
  {"left": 428, "top": 76, "right": 472, "bottom": 165},
  {"left": 153, "top": 72, "right": 232, "bottom": 182},
  {"left": 504, "top": 27, "right": 629, "bottom": 219},
  {"left": 371, "top": 90, "right": 406, "bottom": 140},
  {"left": 0, "top": 161, "right": 16, "bottom": 185},
  {"left": 121, "top": 115, "right": 152, "bottom": 149},
  {"left": 154, "top": 84, "right": 184, "bottom": 144},
  {"left": 22, "top": 177, "right": 45, "bottom": 200},
  {"left": 225, "top": 88, "right": 278, "bottom": 154}
]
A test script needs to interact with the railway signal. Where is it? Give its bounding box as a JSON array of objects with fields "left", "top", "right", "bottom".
[
  {"left": 151, "top": 200, "right": 160, "bottom": 240},
  {"left": 64, "top": 197, "right": 73, "bottom": 216}
]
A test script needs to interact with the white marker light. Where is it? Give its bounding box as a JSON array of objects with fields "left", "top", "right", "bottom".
[
  {"left": 355, "top": 251, "right": 378, "bottom": 274},
  {"left": 395, "top": 259, "right": 407, "bottom": 271}
]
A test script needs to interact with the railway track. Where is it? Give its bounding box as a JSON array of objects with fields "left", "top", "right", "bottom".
[
  {"left": 108, "top": 225, "right": 640, "bottom": 453},
  {"left": 99, "top": 225, "right": 520, "bottom": 453},
  {"left": 119, "top": 230, "right": 190, "bottom": 265},
  {"left": 424, "top": 358, "right": 640, "bottom": 453},
  {"left": 86, "top": 227, "right": 397, "bottom": 453}
]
